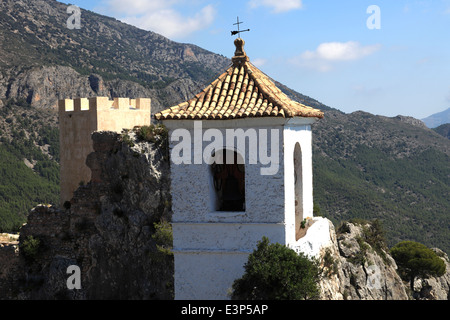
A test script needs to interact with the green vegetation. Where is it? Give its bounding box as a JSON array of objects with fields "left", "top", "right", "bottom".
[
  {"left": 231, "top": 237, "right": 321, "bottom": 300},
  {"left": 152, "top": 220, "right": 173, "bottom": 256},
  {"left": 21, "top": 235, "right": 41, "bottom": 260},
  {"left": 433, "top": 123, "right": 450, "bottom": 139},
  {"left": 0, "top": 144, "right": 59, "bottom": 232},
  {"left": 135, "top": 124, "right": 168, "bottom": 145},
  {"left": 0, "top": 100, "right": 60, "bottom": 232},
  {"left": 390, "top": 241, "right": 446, "bottom": 291}
]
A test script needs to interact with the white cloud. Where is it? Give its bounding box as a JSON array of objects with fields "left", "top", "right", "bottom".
[
  {"left": 291, "top": 41, "right": 381, "bottom": 72},
  {"left": 102, "top": 0, "right": 177, "bottom": 15},
  {"left": 252, "top": 58, "right": 267, "bottom": 67},
  {"left": 352, "top": 84, "right": 382, "bottom": 97},
  {"left": 99, "top": 0, "right": 216, "bottom": 39},
  {"left": 248, "top": 0, "right": 302, "bottom": 13},
  {"left": 302, "top": 41, "right": 381, "bottom": 61}
]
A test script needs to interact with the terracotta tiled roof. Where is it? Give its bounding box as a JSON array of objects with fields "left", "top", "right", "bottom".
[{"left": 154, "top": 38, "right": 324, "bottom": 121}]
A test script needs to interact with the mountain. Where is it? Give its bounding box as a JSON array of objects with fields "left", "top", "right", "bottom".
[
  {"left": 0, "top": 0, "right": 449, "bottom": 255},
  {"left": 433, "top": 123, "right": 450, "bottom": 139},
  {"left": 421, "top": 108, "right": 450, "bottom": 128},
  {"left": 312, "top": 110, "right": 449, "bottom": 253},
  {"left": 0, "top": 0, "right": 230, "bottom": 111}
]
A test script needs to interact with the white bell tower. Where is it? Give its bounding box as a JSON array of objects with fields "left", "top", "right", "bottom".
[{"left": 155, "top": 38, "right": 324, "bottom": 300}]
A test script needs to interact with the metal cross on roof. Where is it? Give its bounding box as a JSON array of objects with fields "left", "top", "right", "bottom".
[{"left": 231, "top": 16, "right": 250, "bottom": 37}]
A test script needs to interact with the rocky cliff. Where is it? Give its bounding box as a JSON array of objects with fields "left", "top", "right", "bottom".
[
  {"left": 0, "top": 129, "right": 173, "bottom": 299},
  {"left": 1, "top": 64, "right": 205, "bottom": 115},
  {"left": 317, "top": 219, "right": 449, "bottom": 300}
]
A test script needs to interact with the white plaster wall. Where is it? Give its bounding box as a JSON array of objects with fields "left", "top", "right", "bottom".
[
  {"left": 166, "top": 118, "right": 288, "bottom": 300},
  {"left": 172, "top": 223, "right": 286, "bottom": 252},
  {"left": 167, "top": 119, "right": 286, "bottom": 224},
  {"left": 290, "top": 217, "right": 333, "bottom": 258},
  {"left": 174, "top": 252, "right": 249, "bottom": 300},
  {"left": 283, "top": 118, "right": 317, "bottom": 247},
  {"left": 164, "top": 117, "right": 319, "bottom": 300}
]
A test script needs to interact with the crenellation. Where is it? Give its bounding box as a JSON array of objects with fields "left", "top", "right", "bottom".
[
  {"left": 58, "top": 98, "right": 74, "bottom": 112},
  {"left": 74, "top": 98, "right": 89, "bottom": 111},
  {"left": 136, "top": 98, "right": 151, "bottom": 111},
  {"left": 90, "top": 96, "right": 110, "bottom": 111},
  {"left": 58, "top": 97, "right": 152, "bottom": 114},
  {"left": 112, "top": 97, "right": 130, "bottom": 110}
]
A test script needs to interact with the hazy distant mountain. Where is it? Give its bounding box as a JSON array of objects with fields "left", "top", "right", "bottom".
[
  {"left": 421, "top": 108, "right": 450, "bottom": 128},
  {"left": 0, "top": 0, "right": 448, "bottom": 255}
]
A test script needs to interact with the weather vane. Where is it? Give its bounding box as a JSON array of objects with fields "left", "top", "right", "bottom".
[{"left": 231, "top": 16, "right": 250, "bottom": 37}]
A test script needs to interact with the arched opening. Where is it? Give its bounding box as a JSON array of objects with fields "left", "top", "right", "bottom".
[
  {"left": 294, "top": 142, "right": 303, "bottom": 241},
  {"left": 211, "top": 149, "right": 245, "bottom": 212}
]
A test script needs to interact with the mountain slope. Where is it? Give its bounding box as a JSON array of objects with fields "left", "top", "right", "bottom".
[
  {"left": 0, "top": 0, "right": 230, "bottom": 111},
  {"left": 312, "top": 110, "right": 450, "bottom": 253},
  {"left": 433, "top": 123, "right": 450, "bottom": 139},
  {"left": 421, "top": 107, "right": 450, "bottom": 128},
  {"left": 0, "top": 98, "right": 60, "bottom": 231}
]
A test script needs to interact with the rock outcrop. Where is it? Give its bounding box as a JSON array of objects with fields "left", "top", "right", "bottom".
[
  {"left": 317, "top": 220, "right": 449, "bottom": 300},
  {"left": 0, "top": 130, "right": 173, "bottom": 299},
  {"left": 412, "top": 248, "right": 450, "bottom": 300}
]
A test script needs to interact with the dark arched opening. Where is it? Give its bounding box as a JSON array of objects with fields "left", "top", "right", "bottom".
[{"left": 211, "top": 149, "right": 245, "bottom": 212}]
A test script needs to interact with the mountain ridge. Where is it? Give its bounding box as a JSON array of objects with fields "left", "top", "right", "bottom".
[{"left": 0, "top": 0, "right": 230, "bottom": 112}]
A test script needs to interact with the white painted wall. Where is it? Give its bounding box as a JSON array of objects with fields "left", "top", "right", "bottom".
[
  {"left": 174, "top": 252, "right": 249, "bottom": 300},
  {"left": 283, "top": 118, "right": 317, "bottom": 248},
  {"left": 292, "top": 217, "right": 333, "bottom": 258},
  {"left": 166, "top": 118, "right": 286, "bottom": 224},
  {"left": 164, "top": 117, "right": 319, "bottom": 300}
]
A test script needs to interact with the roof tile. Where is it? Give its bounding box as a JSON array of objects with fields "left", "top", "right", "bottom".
[{"left": 154, "top": 38, "right": 324, "bottom": 121}]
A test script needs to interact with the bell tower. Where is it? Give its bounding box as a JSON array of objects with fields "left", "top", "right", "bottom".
[{"left": 155, "top": 38, "right": 323, "bottom": 299}]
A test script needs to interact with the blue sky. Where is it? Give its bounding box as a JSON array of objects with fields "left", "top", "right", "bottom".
[{"left": 63, "top": 0, "right": 450, "bottom": 119}]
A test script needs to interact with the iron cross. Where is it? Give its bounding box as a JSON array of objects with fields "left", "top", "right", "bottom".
[{"left": 231, "top": 16, "right": 250, "bottom": 37}]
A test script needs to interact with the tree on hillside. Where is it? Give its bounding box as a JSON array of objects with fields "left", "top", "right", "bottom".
[
  {"left": 390, "top": 241, "right": 446, "bottom": 292},
  {"left": 231, "top": 237, "right": 321, "bottom": 300}
]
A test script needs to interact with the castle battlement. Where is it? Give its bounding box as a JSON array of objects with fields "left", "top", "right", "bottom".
[
  {"left": 58, "top": 97, "right": 151, "bottom": 113},
  {"left": 58, "top": 96, "right": 151, "bottom": 206}
]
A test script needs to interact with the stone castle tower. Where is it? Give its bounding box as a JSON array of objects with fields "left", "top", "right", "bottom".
[{"left": 58, "top": 97, "right": 151, "bottom": 205}]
